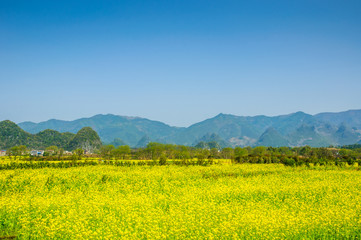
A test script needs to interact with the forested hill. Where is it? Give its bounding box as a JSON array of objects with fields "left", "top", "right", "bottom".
[
  {"left": 0, "top": 120, "right": 101, "bottom": 151},
  {"left": 17, "top": 109, "right": 361, "bottom": 148}
]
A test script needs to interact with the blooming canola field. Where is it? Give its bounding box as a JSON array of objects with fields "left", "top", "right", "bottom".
[{"left": 1, "top": 164, "right": 361, "bottom": 239}]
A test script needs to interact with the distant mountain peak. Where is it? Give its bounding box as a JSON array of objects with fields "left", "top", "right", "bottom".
[
  {"left": 285, "top": 111, "right": 312, "bottom": 118},
  {"left": 215, "top": 113, "right": 226, "bottom": 117},
  {"left": 93, "top": 113, "right": 140, "bottom": 120},
  {"left": 294, "top": 111, "right": 307, "bottom": 114}
]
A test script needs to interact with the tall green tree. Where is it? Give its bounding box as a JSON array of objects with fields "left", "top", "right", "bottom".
[
  {"left": 73, "top": 148, "right": 84, "bottom": 160},
  {"left": 58, "top": 148, "right": 64, "bottom": 160},
  {"left": 45, "top": 146, "right": 59, "bottom": 156},
  {"left": 7, "top": 145, "right": 27, "bottom": 160},
  {"left": 100, "top": 145, "right": 115, "bottom": 159},
  {"left": 221, "top": 147, "right": 234, "bottom": 159}
]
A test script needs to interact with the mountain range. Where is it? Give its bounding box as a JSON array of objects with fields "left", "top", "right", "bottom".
[{"left": 15, "top": 109, "right": 361, "bottom": 148}]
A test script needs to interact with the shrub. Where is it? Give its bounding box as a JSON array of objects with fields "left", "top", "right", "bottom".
[
  {"left": 159, "top": 155, "right": 167, "bottom": 165},
  {"left": 283, "top": 158, "right": 296, "bottom": 167}
]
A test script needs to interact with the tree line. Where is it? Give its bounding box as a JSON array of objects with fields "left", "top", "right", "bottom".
[{"left": 4, "top": 142, "right": 361, "bottom": 166}]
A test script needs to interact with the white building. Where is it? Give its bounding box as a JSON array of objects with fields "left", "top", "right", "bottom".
[{"left": 30, "top": 150, "right": 44, "bottom": 156}]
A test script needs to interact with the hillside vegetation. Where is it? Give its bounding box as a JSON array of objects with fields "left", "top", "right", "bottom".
[{"left": 0, "top": 120, "right": 100, "bottom": 151}]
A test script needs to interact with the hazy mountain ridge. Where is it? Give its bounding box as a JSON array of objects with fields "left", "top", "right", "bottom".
[
  {"left": 315, "top": 110, "right": 361, "bottom": 129},
  {"left": 17, "top": 110, "right": 361, "bottom": 148}
]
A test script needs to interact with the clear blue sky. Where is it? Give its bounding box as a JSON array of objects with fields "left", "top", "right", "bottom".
[{"left": 1, "top": 0, "right": 360, "bottom": 127}]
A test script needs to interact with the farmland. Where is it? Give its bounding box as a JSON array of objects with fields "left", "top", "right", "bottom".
[{"left": 1, "top": 163, "right": 361, "bottom": 239}]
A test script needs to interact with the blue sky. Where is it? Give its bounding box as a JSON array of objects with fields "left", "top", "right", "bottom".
[{"left": 1, "top": 0, "right": 360, "bottom": 127}]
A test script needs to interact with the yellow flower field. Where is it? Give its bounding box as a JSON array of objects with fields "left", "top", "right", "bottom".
[{"left": 1, "top": 164, "right": 361, "bottom": 239}]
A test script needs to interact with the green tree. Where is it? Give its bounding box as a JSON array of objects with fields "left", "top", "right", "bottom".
[
  {"left": 58, "top": 148, "right": 64, "bottom": 160},
  {"left": 278, "top": 146, "right": 292, "bottom": 155},
  {"left": 175, "top": 145, "right": 191, "bottom": 160},
  {"left": 221, "top": 147, "right": 234, "bottom": 159},
  {"left": 299, "top": 146, "right": 312, "bottom": 158},
  {"left": 73, "top": 148, "right": 84, "bottom": 160},
  {"left": 8, "top": 145, "right": 27, "bottom": 160},
  {"left": 100, "top": 145, "right": 115, "bottom": 160},
  {"left": 164, "top": 144, "right": 176, "bottom": 159},
  {"left": 118, "top": 145, "right": 131, "bottom": 159},
  {"left": 146, "top": 142, "right": 164, "bottom": 160},
  {"left": 18, "top": 145, "right": 28, "bottom": 159},
  {"left": 234, "top": 147, "right": 248, "bottom": 157},
  {"left": 196, "top": 148, "right": 209, "bottom": 161},
  {"left": 210, "top": 148, "right": 219, "bottom": 159},
  {"left": 112, "top": 146, "right": 130, "bottom": 160},
  {"left": 7, "top": 146, "right": 19, "bottom": 160},
  {"left": 159, "top": 154, "right": 167, "bottom": 165},
  {"left": 234, "top": 147, "right": 249, "bottom": 163},
  {"left": 45, "top": 146, "right": 59, "bottom": 156},
  {"left": 252, "top": 146, "right": 267, "bottom": 156}
]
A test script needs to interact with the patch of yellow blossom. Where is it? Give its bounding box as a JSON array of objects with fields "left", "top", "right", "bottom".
[{"left": 0, "top": 164, "right": 361, "bottom": 239}]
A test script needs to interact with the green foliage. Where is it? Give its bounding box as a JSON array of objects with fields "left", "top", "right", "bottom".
[
  {"left": 7, "top": 145, "right": 27, "bottom": 160},
  {"left": 116, "top": 145, "right": 131, "bottom": 159},
  {"left": 221, "top": 147, "right": 234, "bottom": 159},
  {"left": 73, "top": 149, "right": 84, "bottom": 160},
  {"left": 159, "top": 154, "right": 167, "bottom": 165},
  {"left": 35, "top": 130, "right": 74, "bottom": 149},
  {"left": 45, "top": 146, "right": 58, "bottom": 156},
  {"left": 252, "top": 146, "right": 267, "bottom": 156},
  {"left": 146, "top": 142, "right": 165, "bottom": 160},
  {"left": 234, "top": 147, "right": 249, "bottom": 158},
  {"left": 0, "top": 120, "right": 79, "bottom": 150},
  {"left": 1, "top": 141, "right": 361, "bottom": 169},
  {"left": 233, "top": 147, "right": 249, "bottom": 163},
  {"left": 209, "top": 148, "right": 219, "bottom": 159},
  {"left": 57, "top": 148, "right": 64, "bottom": 160},
  {"left": 282, "top": 157, "right": 296, "bottom": 166},
  {"left": 342, "top": 144, "right": 361, "bottom": 150},
  {"left": 67, "top": 127, "right": 102, "bottom": 152},
  {"left": 100, "top": 145, "right": 115, "bottom": 160},
  {"left": 0, "top": 121, "right": 37, "bottom": 149}
]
